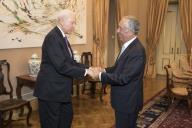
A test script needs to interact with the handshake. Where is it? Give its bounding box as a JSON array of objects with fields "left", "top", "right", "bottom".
[{"left": 86, "top": 67, "right": 105, "bottom": 80}]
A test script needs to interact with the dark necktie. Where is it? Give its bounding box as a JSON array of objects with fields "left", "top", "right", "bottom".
[{"left": 64, "top": 37, "right": 74, "bottom": 59}]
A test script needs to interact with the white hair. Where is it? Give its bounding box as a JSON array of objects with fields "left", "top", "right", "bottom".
[
  {"left": 57, "top": 9, "right": 75, "bottom": 22},
  {"left": 122, "top": 16, "right": 140, "bottom": 35}
]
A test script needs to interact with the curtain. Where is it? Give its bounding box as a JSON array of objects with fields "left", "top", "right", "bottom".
[
  {"left": 179, "top": 0, "right": 192, "bottom": 61},
  {"left": 116, "top": 0, "right": 129, "bottom": 23},
  {"left": 92, "top": 0, "right": 109, "bottom": 67},
  {"left": 145, "top": 0, "right": 169, "bottom": 78},
  {"left": 115, "top": 0, "right": 130, "bottom": 50}
]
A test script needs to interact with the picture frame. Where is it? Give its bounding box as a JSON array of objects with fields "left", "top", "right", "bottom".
[{"left": 0, "top": 0, "right": 87, "bottom": 49}]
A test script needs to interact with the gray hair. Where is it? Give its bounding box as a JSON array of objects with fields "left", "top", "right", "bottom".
[
  {"left": 123, "top": 16, "right": 140, "bottom": 35},
  {"left": 57, "top": 9, "right": 75, "bottom": 22}
]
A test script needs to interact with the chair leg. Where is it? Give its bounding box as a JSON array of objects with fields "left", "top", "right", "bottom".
[
  {"left": 7, "top": 111, "right": 13, "bottom": 127},
  {"left": 0, "top": 111, "right": 13, "bottom": 128},
  {"left": 76, "top": 84, "right": 80, "bottom": 98},
  {"left": 99, "top": 84, "right": 107, "bottom": 102},
  {"left": 99, "top": 84, "right": 104, "bottom": 102},
  {"left": 187, "top": 99, "right": 192, "bottom": 115},
  {"left": 103, "top": 84, "right": 107, "bottom": 94},
  {"left": 26, "top": 102, "right": 32, "bottom": 127},
  {"left": 167, "top": 96, "right": 171, "bottom": 105},
  {"left": 0, "top": 112, "right": 12, "bottom": 128},
  {"left": 82, "top": 80, "right": 86, "bottom": 94},
  {"left": 0, "top": 112, "right": 3, "bottom": 128},
  {"left": 166, "top": 94, "right": 173, "bottom": 111},
  {"left": 90, "top": 82, "right": 96, "bottom": 98},
  {"left": 187, "top": 86, "right": 192, "bottom": 115}
]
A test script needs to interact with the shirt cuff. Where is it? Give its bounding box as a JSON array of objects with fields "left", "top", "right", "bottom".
[
  {"left": 84, "top": 69, "right": 88, "bottom": 76},
  {"left": 99, "top": 72, "right": 102, "bottom": 81}
]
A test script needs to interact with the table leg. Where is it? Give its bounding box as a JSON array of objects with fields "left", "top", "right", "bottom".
[
  {"left": 76, "top": 84, "right": 79, "bottom": 98},
  {"left": 16, "top": 78, "right": 22, "bottom": 99}
]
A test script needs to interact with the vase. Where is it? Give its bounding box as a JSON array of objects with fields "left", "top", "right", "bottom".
[
  {"left": 73, "top": 50, "right": 81, "bottom": 62},
  {"left": 28, "top": 54, "right": 41, "bottom": 77}
]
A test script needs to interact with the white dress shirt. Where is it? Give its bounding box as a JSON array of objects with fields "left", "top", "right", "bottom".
[
  {"left": 118, "top": 36, "right": 137, "bottom": 59},
  {"left": 99, "top": 36, "right": 137, "bottom": 80}
]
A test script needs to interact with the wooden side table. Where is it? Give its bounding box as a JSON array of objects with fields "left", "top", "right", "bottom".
[
  {"left": 16, "top": 75, "right": 103, "bottom": 101},
  {"left": 16, "top": 75, "right": 36, "bottom": 100},
  {"left": 16, "top": 75, "right": 84, "bottom": 99}
]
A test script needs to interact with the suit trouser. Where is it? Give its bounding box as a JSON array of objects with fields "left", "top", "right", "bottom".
[
  {"left": 38, "top": 99, "right": 73, "bottom": 128},
  {"left": 115, "top": 110, "right": 139, "bottom": 128}
]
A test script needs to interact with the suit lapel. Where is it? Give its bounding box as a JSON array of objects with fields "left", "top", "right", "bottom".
[
  {"left": 115, "top": 38, "right": 139, "bottom": 64},
  {"left": 54, "top": 27, "right": 74, "bottom": 59}
]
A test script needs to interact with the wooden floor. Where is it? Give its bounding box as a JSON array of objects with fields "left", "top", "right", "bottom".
[{"left": 6, "top": 75, "right": 166, "bottom": 128}]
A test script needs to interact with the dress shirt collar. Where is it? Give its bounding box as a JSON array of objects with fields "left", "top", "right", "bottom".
[
  {"left": 57, "top": 25, "right": 66, "bottom": 38},
  {"left": 122, "top": 36, "right": 137, "bottom": 50}
]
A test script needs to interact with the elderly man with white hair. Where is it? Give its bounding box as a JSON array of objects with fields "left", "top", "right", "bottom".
[{"left": 34, "top": 9, "right": 93, "bottom": 128}]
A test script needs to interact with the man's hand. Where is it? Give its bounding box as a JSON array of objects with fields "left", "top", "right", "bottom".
[{"left": 87, "top": 67, "right": 105, "bottom": 80}]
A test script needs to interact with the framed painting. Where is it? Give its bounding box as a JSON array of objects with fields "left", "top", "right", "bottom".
[{"left": 0, "top": 0, "right": 87, "bottom": 49}]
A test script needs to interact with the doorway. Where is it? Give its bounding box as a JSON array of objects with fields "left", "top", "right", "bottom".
[{"left": 156, "top": 3, "right": 186, "bottom": 75}]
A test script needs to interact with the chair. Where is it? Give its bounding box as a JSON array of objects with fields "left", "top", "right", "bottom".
[
  {"left": 0, "top": 60, "right": 32, "bottom": 127},
  {"left": 81, "top": 52, "right": 93, "bottom": 67},
  {"left": 180, "top": 55, "right": 192, "bottom": 74},
  {"left": 164, "top": 65, "right": 192, "bottom": 114},
  {"left": 81, "top": 52, "right": 107, "bottom": 101}
]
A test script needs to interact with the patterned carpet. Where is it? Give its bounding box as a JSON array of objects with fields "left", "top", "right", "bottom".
[{"left": 137, "top": 90, "right": 192, "bottom": 128}]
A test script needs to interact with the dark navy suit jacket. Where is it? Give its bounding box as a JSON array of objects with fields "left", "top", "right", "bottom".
[
  {"left": 101, "top": 38, "right": 146, "bottom": 113},
  {"left": 34, "top": 27, "right": 86, "bottom": 102}
]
